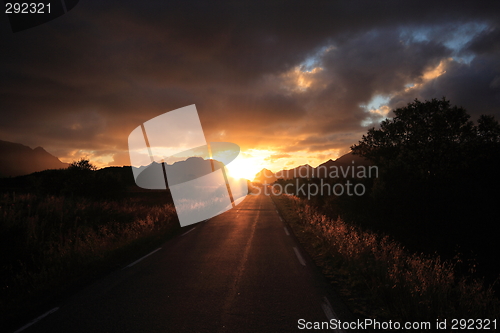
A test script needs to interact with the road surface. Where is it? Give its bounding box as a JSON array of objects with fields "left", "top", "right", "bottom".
[{"left": 14, "top": 193, "right": 351, "bottom": 333}]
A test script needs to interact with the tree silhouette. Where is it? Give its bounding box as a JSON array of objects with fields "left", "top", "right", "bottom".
[
  {"left": 69, "top": 158, "right": 97, "bottom": 171},
  {"left": 351, "top": 98, "right": 477, "bottom": 183},
  {"left": 349, "top": 98, "right": 500, "bottom": 256}
]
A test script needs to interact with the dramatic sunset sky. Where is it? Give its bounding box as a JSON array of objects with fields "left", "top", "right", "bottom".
[{"left": 1, "top": 1, "right": 500, "bottom": 179}]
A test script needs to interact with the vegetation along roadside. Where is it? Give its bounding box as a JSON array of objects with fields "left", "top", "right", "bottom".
[
  {"left": 272, "top": 192, "right": 499, "bottom": 326},
  {"left": 0, "top": 160, "right": 181, "bottom": 330}
]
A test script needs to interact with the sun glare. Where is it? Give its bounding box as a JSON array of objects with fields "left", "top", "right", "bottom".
[{"left": 225, "top": 157, "right": 262, "bottom": 180}]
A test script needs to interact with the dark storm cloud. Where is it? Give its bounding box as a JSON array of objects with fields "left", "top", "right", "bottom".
[
  {"left": 273, "top": 28, "right": 453, "bottom": 154},
  {"left": 388, "top": 27, "right": 500, "bottom": 120},
  {"left": 1, "top": 0, "right": 500, "bottom": 165},
  {"left": 389, "top": 57, "right": 500, "bottom": 120},
  {"left": 281, "top": 133, "right": 361, "bottom": 154},
  {"left": 464, "top": 26, "right": 500, "bottom": 55}
]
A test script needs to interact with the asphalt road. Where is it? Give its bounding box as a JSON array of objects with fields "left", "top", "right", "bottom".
[{"left": 14, "top": 193, "right": 351, "bottom": 333}]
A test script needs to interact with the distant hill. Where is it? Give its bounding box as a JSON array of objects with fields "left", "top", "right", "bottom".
[
  {"left": 132, "top": 157, "right": 228, "bottom": 189},
  {"left": 274, "top": 164, "right": 314, "bottom": 180},
  {"left": 253, "top": 152, "right": 374, "bottom": 182},
  {"left": 317, "top": 151, "right": 372, "bottom": 170},
  {"left": 253, "top": 168, "right": 277, "bottom": 184},
  {"left": 0, "top": 140, "right": 69, "bottom": 177}
]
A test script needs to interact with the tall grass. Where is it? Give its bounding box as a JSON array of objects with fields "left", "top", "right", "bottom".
[
  {"left": 0, "top": 191, "right": 178, "bottom": 323},
  {"left": 276, "top": 194, "right": 499, "bottom": 322}
]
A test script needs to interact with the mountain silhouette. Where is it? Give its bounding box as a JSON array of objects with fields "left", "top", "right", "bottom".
[
  {"left": 316, "top": 151, "right": 372, "bottom": 170},
  {"left": 253, "top": 151, "right": 374, "bottom": 182},
  {"left": 274, "top": 164, "right": 314, "bottom": 180},
  {"left": 253, "top": 168, "right": 277, "bottom": 184},
  {"left": 132, "top": 157, "right": 227, "bottom": 189},
  {"left": 0, "top": 140, "right": 69, "bottom": 177}
]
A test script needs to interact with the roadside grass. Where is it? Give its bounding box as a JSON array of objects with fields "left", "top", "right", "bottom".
[
  {"left": 272, "top": 193, "right": 500, "bottom": 324},
  {"left": 0, "top": 191, "right": 179, "bottom": 327}
]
